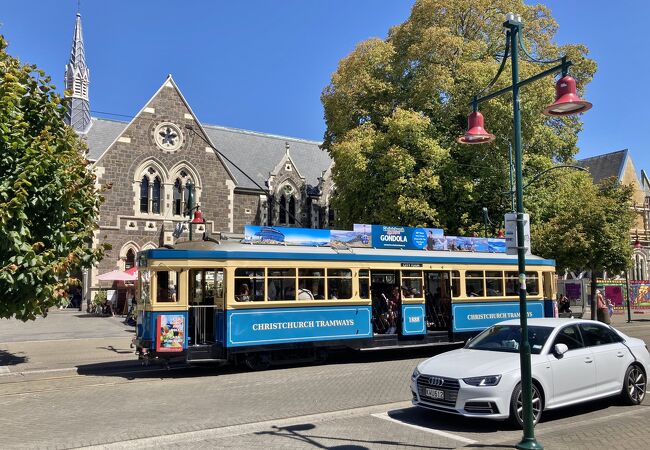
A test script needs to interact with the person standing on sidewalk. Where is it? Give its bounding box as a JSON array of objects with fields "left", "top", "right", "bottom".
[{"left": 596, "top": 289, "right": 610, "bottom": 324}]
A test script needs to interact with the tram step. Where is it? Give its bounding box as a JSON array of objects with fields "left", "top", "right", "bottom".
[{"left": 187, "top": 345, "right": 224, "bottom": 361}]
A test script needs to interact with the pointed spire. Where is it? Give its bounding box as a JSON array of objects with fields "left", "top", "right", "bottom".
[{"left": 64, "top": 13, "right": 91, "bottom": 134}]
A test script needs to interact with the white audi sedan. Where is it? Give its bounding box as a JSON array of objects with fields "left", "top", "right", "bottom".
[{"left": 411, "top": 318, "right": 649, "bottom": 427}]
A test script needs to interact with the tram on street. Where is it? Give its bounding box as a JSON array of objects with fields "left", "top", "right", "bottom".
[{"left": 133, "top": 226, "right": 556, "bottom": 369}]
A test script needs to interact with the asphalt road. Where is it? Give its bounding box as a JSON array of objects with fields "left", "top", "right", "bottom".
[{"left": 2, "top": 310, "right": 650, "bottom": 449}]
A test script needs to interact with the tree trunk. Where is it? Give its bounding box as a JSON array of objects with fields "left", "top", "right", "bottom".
[{"left": 590, "top": 271, "right": 597, "bottom": 321}]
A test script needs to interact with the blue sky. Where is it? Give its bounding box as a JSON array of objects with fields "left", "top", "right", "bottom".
[{"left": 1, "top": 1, "right": 648, "bottom": 172}]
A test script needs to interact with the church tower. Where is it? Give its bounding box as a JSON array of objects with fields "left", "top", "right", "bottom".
[{"left": 64, "top": 13, "right": 91, "bottom": 134}]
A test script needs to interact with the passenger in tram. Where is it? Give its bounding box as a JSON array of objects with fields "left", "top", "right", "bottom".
[
  {"left": 385, "top": 286, "right": 401, "bottom": 334},
  {"left": 298, "top": 288, "right": 315, "bottom": 300},
  {"left": 236, "top": 283, "right": 251, "bottom": 302}
]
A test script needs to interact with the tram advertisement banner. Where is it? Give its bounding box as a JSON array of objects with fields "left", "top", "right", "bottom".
[
  {"left": 226, "top": 306, "right": 372, "bottom": 347},
  {"left": 370, "top": 225, "right": 443, "bottom": 250},
  {"left": 243, "top": 224, "right": 505, "bottom": 252},
  {"left": 156, "top": 314, "right": 185, "bottom": 352},
  {"left": 452, "top": 301, "right": 545, "bottom": 332}
]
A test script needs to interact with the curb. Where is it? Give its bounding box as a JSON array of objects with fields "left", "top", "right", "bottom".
[{"left": 0, "top": 359, "right": 157, "bottom": 379}]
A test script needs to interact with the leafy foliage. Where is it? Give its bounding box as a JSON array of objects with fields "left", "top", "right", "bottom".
[
  {"left": 0, "top": 36, "right": 106, "bottom": 320},
  {"left": 321, "top": 0, "right": 597, "bottom": 234},
  {"left": 533, "top": 175, "right": 635, "bottom": 275}
]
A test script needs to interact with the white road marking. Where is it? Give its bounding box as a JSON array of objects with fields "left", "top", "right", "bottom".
[
  {"left": 371, "top": 411, "right": 478, "bottom": 445},
  {"left": 0, "top": 366, "right": 9, "bottom": 374}
]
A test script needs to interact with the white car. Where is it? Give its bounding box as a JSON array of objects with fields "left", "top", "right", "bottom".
[{"left": 411, "top": 318, "right": 650, "bottom": 427}]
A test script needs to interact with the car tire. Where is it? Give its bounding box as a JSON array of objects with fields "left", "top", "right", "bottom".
[
  {"left": 621, "top": 364, "right": 646, "bottom": 405},
  {"left": 509, "top": 382, "right": 542, "bottom": 428}
]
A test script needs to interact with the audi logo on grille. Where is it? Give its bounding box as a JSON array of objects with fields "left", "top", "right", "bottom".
[{"left": 427, "top": 376, "right": 444, "bottom": 387}]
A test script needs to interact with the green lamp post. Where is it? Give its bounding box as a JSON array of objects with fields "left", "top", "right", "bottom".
[{"left": 458, "top": 12, "right": 592, "bottom": 450}]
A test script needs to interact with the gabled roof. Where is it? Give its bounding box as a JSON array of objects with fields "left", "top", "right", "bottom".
[
  {"left": 84, "top": 118, "right": 331, "bottom": 190},
  {"left": 85, "top": 118, "right": 126, "bottom": 159},
  {"left": 576, "top": 149, "right": 628, "bottom": 184}
]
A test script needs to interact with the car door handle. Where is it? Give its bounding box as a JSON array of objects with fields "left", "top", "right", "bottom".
[
  {"left": 585, "top": 357, "right": 594, "bottom": 363},
  {"left": 617, "top": 352, "right": 625, "bottom": 358}
]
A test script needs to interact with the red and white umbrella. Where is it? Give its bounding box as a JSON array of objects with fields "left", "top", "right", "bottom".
[{"left": 96, "top": 269, "right": 137, "bottom": 282}]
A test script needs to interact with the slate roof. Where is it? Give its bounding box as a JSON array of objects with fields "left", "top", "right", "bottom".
[
  {"left": 84, "top": 118, "right": 332, "bottom": 191},
  {"left": 576, "top": 149, "right": 628, "bottom": 184},
  {"left": 84, "top": 118, "right": 127, "bottom": 160}
]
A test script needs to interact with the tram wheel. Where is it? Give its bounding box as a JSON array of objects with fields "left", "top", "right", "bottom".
[{"left": 244, "top": 352, "right": 271, "bottom": 371}]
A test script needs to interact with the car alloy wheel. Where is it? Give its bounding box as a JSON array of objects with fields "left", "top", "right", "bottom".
[
  {"left": 622, "top": 364, "right": 646, "bottom": 405},
  {"left": 510, "top": 382, "right": 542, "bottom": 428}
]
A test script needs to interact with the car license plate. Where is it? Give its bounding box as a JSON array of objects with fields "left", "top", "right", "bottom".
[{"left": 425, "top": 388, "right": 444, "bottom": 400}]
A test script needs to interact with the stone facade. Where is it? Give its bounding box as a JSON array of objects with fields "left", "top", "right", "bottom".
[
  {"left": 61, "top": 14, "right": 333, "bottom": 303},
  {"left": 78, "top": 76, "right": 333, "bottom": 299}
]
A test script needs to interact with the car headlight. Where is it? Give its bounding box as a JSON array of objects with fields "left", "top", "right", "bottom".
[
  {"left": 411, "top": 367, "right": 421, "bottom": 380},
  {"left": 462, "top": 375, "right": 502, "bottom": 386}
]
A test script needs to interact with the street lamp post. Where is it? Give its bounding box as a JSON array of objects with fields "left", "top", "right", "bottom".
[{"left": 458, "top": 13, "right": 592, "bottom": 450}]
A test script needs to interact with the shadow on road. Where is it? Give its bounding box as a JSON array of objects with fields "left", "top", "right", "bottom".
[
  {"left": 385, "top": 397, "right": 644, "bottom": 440},
  {"left": 0, "top": 349, "right": 28, "bottom": 366},
  {"left": 74, "top": 343, "right": 463, "bottom": 380},
  {"left": 254, "top": 422, "right": 447, "bottom": 450}
]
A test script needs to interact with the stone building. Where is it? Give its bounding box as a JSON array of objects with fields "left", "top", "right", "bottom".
[
  {"left": 63, "top": 14, "right": 334, "bottom": 303},
  {"left": 576, "top": 149, "right": 648, "bottom": 280}
]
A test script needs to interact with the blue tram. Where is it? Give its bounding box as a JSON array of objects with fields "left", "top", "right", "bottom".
[{"left": 133, "top": 239, "right": 556, "bottom": 368}]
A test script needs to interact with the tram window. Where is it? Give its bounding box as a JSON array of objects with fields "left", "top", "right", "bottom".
[
  {"left": 215, "top": 270, "right": 224, "bottom": 300},
  {"left": 526, "top": 272, "right": 539, "bottom": 295},
  {"left": 465, "top": 271, "right": 484, "bottom": 297},
  {"left": 401, "top": 270, "right": 423, "bottom": 298},
  {"left": 327, "top": 269, "right": 352, "bottom": 300},
  {"left": 504, "top": 272, "right": 539, "bottom": 296},
  {"left": 234, "top": 268, "right": 264, "bottom": 302},
  {"left": 505, "top": 272, "right": 518, "bottom": 296},
  {"left": 451, "top": 271, "right": 460, "bottom": 297},
  {"left": 485, "top": 271, "right": 503, "bottom": 297},
  {"left": 543, "top": 271, "right": 554, "bottom": 299},
  {"left": 268, "top": 268, "right": 297, "bottom": 301},
  {"left": 189, "top": 269, "right": 223, "bottom": 304},
  {"left": 359, "top": 269, "right": 370, "bottom": 299},
  {"left": 298, "top": 268, "right": 325, "bottom": 300},
  {"left": 157, "top": 270, "right": 180, "bottom": 303},
  {"left": 139, "top": 270, "right": 151, "bottom": 303}
]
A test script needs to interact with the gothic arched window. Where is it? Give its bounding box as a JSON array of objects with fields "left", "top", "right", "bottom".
[
  {"left": 288, "top": 196, "right": 296, "bottom": 225},
  {"left": 140, "top": 176, "right": 149, "bottom": 213},
  {"left": 279, "top": 196, "right": 287, "bottom": 224},
  {"left": 173, "top": 179, "right": 182, "bottom": 215},
  {"left": 634, "top": 254, "right": 646, "bottom": 280},
  {"left": 328, "top": 207, "right": 335, "bottom": 228},
  {"left": 125, "top": 249, "right": 136, "bottom": 270},
  {"left": 152, "top": 177, "right": 161, "bottom": 214}
]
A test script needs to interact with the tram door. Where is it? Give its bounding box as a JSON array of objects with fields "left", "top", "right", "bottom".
[
  {"left": 188, "top": 268, "right": 224, "bottom": 346},
  {"left": 424, "top": 271, "right": 452, "bottom": 330},
  {"left": 370, "top": 270, "right": 400, "bottom": 335}
]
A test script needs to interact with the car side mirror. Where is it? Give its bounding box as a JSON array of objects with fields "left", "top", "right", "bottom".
[{"left": 553, "top": 343, "right": 569, "bottom": 357}]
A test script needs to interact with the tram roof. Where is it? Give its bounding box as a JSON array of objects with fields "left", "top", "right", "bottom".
[{"left": 139, "top": 240, "right": 555, "bottom": 267}]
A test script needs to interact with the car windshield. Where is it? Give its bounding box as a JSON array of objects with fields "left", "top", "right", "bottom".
[{"left": 466, "top": 325, "right": 553, "bottom": 354}]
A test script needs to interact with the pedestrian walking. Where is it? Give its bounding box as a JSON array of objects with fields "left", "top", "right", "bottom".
[{"left": 596, "top": 289, "right": 610, "bottom": 324}]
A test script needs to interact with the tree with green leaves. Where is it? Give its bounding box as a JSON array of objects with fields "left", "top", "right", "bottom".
[
  {"left": 321, "top": 0, "right": 596, "bottom": 234},
  {"left": 0, "top": 36, "right": 106, "bottom": 321},
  {"left": 533, "top": 175, "right": 635, "bottom": 319}
]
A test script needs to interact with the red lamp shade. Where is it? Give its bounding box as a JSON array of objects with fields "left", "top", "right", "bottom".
[
  {"left": 457, "top": 111, "right": 495, "bottom": 144},
  {"left": 543, "top": 75, "right": 592, "bottom": 116},
  {"left": 191, "top": 209, "right": 205, "bottom": 224}
]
